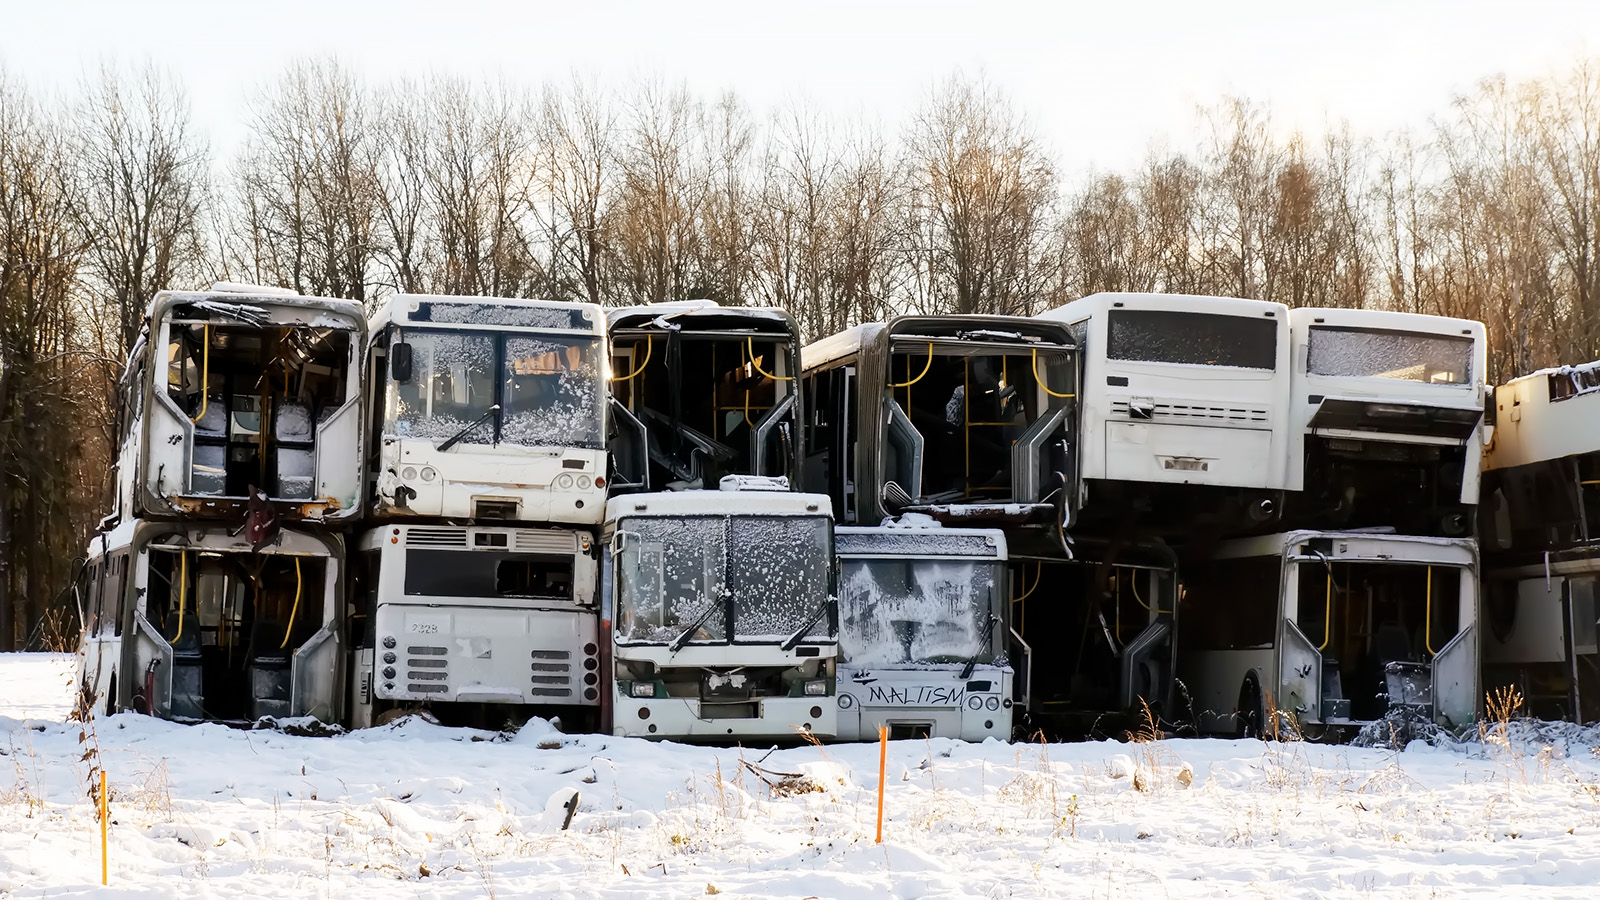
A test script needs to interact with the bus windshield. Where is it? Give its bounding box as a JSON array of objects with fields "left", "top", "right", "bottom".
[
  {"left": 387, "top": 328, "right": 605, "bottom": 449},
  {"left": 1107, "top": 309, "right": 1278, "bottom": 370},
  {"left": 615, "top": 514, "right": 833, "bottom": 644},
  {"left": 1307, "top": 327, "right": 1473, "bottom": 384},
  {"left": 838, "top": 556, "right": 1001, "bottom": 666}
]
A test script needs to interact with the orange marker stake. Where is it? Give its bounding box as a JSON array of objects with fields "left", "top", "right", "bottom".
[
  {"left": 875, "top": 724, "right": 888, "bottom": 844},
  {"left": 99, "top": 762, "right": 107, "bottom": 883}
]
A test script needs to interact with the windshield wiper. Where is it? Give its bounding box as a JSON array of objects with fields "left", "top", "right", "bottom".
[
  {"left": 670, "top": 600, "right": 723, "bottom": 652},
  {"left": 781, "top": 597, "right": 837, "bottom": 652},
  {"left": 958, "top": 613, "right": 1001, "bottom": 680},
  {"left": 437, "top": 404, "right": 500, "bottom": 453}
]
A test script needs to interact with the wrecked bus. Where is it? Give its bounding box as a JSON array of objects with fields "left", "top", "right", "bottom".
[
  {"left": 603, "top": 481, "right": 837, "bottom": 740},
  {"left": 1034, "top": 292, "right": 1291, "bottom": 534},
  {"left": 76, "top": 518, "right": 344, "bottom": 725},
  {"left": 347, "top": 523, "right": 600, "bottom": 729},
  {"left": 801, "top": 316, "right": 1177, "bottom": 735},
  {"left": 1179, "top": 530, "right": 1478, "bottom": 738},
  {"left": 1286, "top": 307, "right": 1488, "bottom": 537},
  {"left": 606, "top": 301, "right": 801, "bottom": 492},
  {"left": 112, "top": 283, "right": 367, "bottom": 526},
  {"left": 834, "top": 522, "right": 1013, "bottom": 742},
  {"left": 365, "top": 294, "right": 609, "bottom": 524}
]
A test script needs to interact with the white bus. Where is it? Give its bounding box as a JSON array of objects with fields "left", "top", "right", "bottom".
[
  {"left": 1478, "top": 359, "right": 1600, "bottom": 722},
  {"left": 348, "top": 523, "right": 600, "bottom": 729},
  {"left": 112, "top": 283, "right": 366, "bottom": 526},
  {"left": 603, "top": 481, "right": 837, "bottom": 740},
  {"left": 1034, "top": 292, "right": 1291, "bottom": 532},
  {"left": 367, "top": 294, "right": 609, "bottom": 524},
  {"left": 1481, "top": 359, "right": 1600, "bottom": 552},
  {"left": 834, "top": 522, "right": 1012, "bottom": 742},
  {"left": 76, "top": 519, "right": 344, "bottom": 724},
  {"left": 607, "top": 302, "right": 802, "bottom": 492},
  {"left": 1286, "top": 307, "right": 1487, "bottom": 536},
  {"left": 1179, "top": 530, "right": 1478, "bottom": 737}
]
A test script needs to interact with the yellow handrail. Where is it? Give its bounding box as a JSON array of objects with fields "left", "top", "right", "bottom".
[
  {"left": 1012, "top": 562, "right": 1041, "bottom": 603},
  {"left": 1424, "top": 566, "right": 1435, "bottom": 656},
  {"left": 1130, "top": 569, "right": 1172, "bottom": 615},
  {"left": 612, "top": 335, "right": 653, "bottom": 382},
  {"left": 1318, "top": 566, "right": 1333, "bottom": 651},
  {"left": 1032, "top": 348, "right": 1075, "bottom": 399},
  {"left": 280, "top": 558, "right": 303, "bottom": 650},
  {"left": 189, "top": 325, "right": 210, "bottom": 424},
  {"left": 746, "top": 337, "right": 794, "bottom": 381},
  {"left": 170, "top": 552, "right": 188, "bottom": 645},
  {"left": 888, "top": 343, "right": 934, "bottom": 388}
]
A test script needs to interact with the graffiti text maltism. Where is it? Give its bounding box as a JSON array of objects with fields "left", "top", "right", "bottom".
[{"left": 865, "top": 684, "right": 967, "bottom": 706}]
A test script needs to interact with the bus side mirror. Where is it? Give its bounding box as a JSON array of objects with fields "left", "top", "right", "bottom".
[
  {"left": 1483, "top": 385, "right": 1497, "bottom": 429},
  {"left": 390, "top": 342, "right": 413, "bottom": 383}
]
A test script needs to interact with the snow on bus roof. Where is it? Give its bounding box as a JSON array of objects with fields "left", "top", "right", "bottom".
[{"left": 1289, "top": 306, "right": 1485, "bottom": 337}]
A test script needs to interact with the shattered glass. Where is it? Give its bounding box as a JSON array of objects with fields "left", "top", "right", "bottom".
[
  {"left": 1307, "top": 327, "right": 1473, "bottom": 384},
  {"left": 838, "top": 558, "right": 1000, "bottom": 666}
]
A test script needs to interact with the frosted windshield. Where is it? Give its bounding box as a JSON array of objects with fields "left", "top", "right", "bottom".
[
  {"left": 615, "top": 514, "right": 834, "bottom": 644},
  {"left": 388, "top": 331, "right": 496, "bottom": 442},
  {"left": 386, "top": 328, "right": 604, "bottom": 448},
  {"left": 1307, "top": 327, "right": 1473, "bottom": 384},
  {"left": 838, "top": 557, "right": 1001, "bottom": 666},
  {"left": 502, "top": 336, "right": 604, "bottom": 448},
  {"left": 1107, "top": 310, "right": 1277, "bottom": 369}
]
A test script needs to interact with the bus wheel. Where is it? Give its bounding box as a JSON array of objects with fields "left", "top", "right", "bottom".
[{"left": 1236, "top": 674, "right": 1265, "bottom": 740}]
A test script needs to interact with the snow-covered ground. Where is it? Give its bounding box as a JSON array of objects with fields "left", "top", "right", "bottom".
[{"left": 3, "top": 653, "right": 1599, "bottom": 898}]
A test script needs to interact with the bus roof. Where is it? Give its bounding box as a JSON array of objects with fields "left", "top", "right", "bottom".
[
  {"left": 1289, "top": 306, "right": 1485, "bottom": 341},
  {"left": 606, "top": 488, "right": 831, "bottom": 521},
  {"left": 370, "top": 294, "right": 605, "bottom": 335},
  {"left": 1036, "top": 291, "right": 1289, "bottom": 325},
  {"left": 835, "top": 524, "right": 1007, "bottom": 560}
]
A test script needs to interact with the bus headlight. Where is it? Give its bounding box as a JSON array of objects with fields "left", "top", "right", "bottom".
[
  {"left": 401, "top": 466, "right": 418, "bottom": 481},
  {"left": 556, "top": 473, "right": 576, "bottom": 490},
  {"left": 578, "top": 475, "right": 592, "bottom": 489},
  {"left": 420, "top": 466, "right": 437, "bottom": 482},
  {"left": 629, "top": 681, "right": 657, "bottom": 698},
  {"left": 803, "top": 679, "right": 828, "bottom": 696}
]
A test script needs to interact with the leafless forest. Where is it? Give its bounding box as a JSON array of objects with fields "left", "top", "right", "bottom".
[{"left": 2, "top": 58, "right": 1598, "bottom": 647}]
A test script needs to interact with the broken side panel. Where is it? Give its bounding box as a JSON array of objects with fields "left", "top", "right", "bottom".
[
  {"left": 1286, "top": 308, "right": 1488, "bottom": 537},
  {"left": 115, "top": 521, "right": 344, "bottom": 725},
  {"left": 607, "top": 302, "right": 802, "bottom": 493},
  {"left": 1483, "top": 562, "right": 1600, "bottom": 725},
  {"left": 130, "top": 286, "right": 367, "bottom": 525}
]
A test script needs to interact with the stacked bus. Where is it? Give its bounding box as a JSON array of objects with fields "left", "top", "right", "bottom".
[
  {"left": 799, "top": 315, "right": 1168, "bottom": 739},
  {"left": 603, "top": 302, "right": 838, "bottom": 741},
  {"left": 78, "top": 284, "right": 366, "bottom": 725},
  {"left": 1285, "top": 308, "right": 1488, "bottom": 537},
  {"left": 349, "top": 294, "right": 609, "bottom": 729},
  {"left": 1479, "top": 360, "right": 1600, "bottom": 723}
]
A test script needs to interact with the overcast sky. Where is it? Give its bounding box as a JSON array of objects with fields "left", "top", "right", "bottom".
[{"left": 3, "top": 1, "right": 1596, "bottom": 174}]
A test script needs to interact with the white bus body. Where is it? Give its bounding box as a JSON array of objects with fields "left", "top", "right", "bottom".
[
  {"left": 76, "top": 519, "right": 345, "bottom": 724},
  {"left": 834, "top": 523, "right": 1012, "bottom": 742},
  {"left": 1034, "top": 292, "right": 1291, "bottom": 528},
  {"left": 1180, "top": 530, "right": 1478, "bottom": 735},
  {"left": 604, "top": 484, "right": 837, "bottom": 741},
  {"left": 349, "top": 523, "right": 600, "bottom": 728},
  {"left": 113, "top": 284, "right": 366, "bottom": 526},
  {"left": 1481, "top": 360, "right": 1600, "bottom": 551},
  {"left": 1287, "top": 307, "right": 1487, "bottom": 535},
  {"left": 368, "top": 294, "right": 608, "bottom": 525}
]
